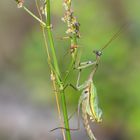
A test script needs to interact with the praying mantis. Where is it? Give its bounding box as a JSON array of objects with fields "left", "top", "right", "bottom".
[
  {"left": 75, "top": 25, "right": 127, "bottom": 140},
  {"left": 51, "top": 24, "right": 127, "bottom": 140}
]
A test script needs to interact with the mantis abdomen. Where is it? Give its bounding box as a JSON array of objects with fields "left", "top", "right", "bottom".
[{"left": 82, "top": 100, "right": 97, "bottom": 140}]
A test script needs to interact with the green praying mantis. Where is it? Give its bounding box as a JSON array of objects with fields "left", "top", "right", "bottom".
[{"left": 51, "top": 24, "right": 127, "bottom": 140}]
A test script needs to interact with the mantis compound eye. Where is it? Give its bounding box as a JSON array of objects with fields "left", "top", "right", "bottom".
[
  {"left": 93, "top": 50, "right": 102, "bottom": 56},
  {"left": 97, "top": 51, "right": 102, "bottom": 56}
]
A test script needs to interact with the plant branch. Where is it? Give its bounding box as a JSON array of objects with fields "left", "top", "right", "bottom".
[
  {"left": 62, "top": 0, "right": 79, "bottom": 81},
  {"left": 35, "top": 1, "right": 66, "bottom": 139},
  {"left": 45, "top": 0, "right": 71, "bottom": 140},
  {"left": 23, "top": 6, "right": 46, "bottom": 26}
]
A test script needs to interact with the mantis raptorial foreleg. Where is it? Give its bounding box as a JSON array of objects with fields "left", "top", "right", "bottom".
[
  {"left": 63, "top": 69, "right": 88, "bottom": 91},
  {"left": 75, "top": 62, "right": 98, "bottom": 90},
  {"left": 79, "top": 61, "right": 96, "bottom": 66},
  {"left": 75, "top": 69, "right": 87, "bottom": 90},
  {"left": 76, "top": 60, "right": 96, "bottom": 70},
  {"left": 64, "top": 60, "right": 97, "bottom": 91}
]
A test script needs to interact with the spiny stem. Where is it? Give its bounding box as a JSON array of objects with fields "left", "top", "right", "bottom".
[{"left": 45, "top": 0, "right": 71, "bottom": 140}]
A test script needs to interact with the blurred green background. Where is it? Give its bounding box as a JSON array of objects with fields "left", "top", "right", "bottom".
[{"left": 0, "top": 0, "right": 140, "bottom": 140}]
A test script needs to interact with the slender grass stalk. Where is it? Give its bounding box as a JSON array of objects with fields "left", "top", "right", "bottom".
[
  {"left": 51, "top": 76, "right": 66, "bottom": 140},
  {"left": 23, "top": 6, "right": 46, "bottom": 26},
  {"left": 15, "top": 0, "right": 46, "bottom": 26},
  {"left": 62, "top": 0, "right": 80, "bottom": 81},
  {"left": 45, "top": 0, "right": 71, "bottom": 140},
  {"left": 35, "top": 1, "right": 66, "bottom": 140}
]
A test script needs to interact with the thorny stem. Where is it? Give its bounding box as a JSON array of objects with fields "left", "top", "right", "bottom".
[
  {"left": 35, "top": 1, "right": 66, "bottom": 140},
  {"left": 45, "top": 0, "right": 71, "bottom": 140}
]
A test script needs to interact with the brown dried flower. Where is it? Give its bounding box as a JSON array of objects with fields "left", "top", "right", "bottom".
[{"left": 15, "top": 0, "right": 24, "bottom": 8}]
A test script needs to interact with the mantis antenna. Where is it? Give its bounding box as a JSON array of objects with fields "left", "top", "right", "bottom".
[{"left": 100, "top": 23, "right": 128, "bottom": 52}]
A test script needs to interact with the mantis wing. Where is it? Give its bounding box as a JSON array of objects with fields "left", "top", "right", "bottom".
[{"left": 86, "top": 82, "right": 102, "bottom": 122}]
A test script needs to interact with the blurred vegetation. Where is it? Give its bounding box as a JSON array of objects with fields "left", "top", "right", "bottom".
[{"left": 2, "top": 0, "right": 139, "bottom": 140}]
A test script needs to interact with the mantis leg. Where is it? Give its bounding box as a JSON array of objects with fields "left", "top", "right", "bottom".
[
  {"left": 63, "top": 84, "right": 78, "bottom": 91},
  {"left": 64, "top": 69, "right": 87, "bottom": 91},
  {"left": 50, "top": 114, "right": 80, "bottom": 132},
  {"left": 75, "top": 60, "right": 96, "bottom": 70},
  {"left": 80, "top": 61, "right": 96, "bottom": 65},
  {"left": 50, "top": 95, "right": 87, "bottom": 132},
  {"left": 76, "top": 70, "right": 88, "bottom": 90},
  {"left": 68, "top": 108, "right": 78, "bottom": 121},
  {"left": 64, "top": 62, "right": 95, "bottom": 91}
]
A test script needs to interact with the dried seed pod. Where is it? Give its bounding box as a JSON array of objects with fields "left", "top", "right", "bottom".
[
  {"left": 15, "top": 0, "right": 24, "bottom": 8},
  {"left": 62, "top": 0, "right": 80, "bottom": 37}
]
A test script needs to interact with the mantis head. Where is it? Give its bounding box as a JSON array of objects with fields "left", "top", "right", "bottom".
[{"left": 93, "top": 50, "right": 102, "bottom": 57}]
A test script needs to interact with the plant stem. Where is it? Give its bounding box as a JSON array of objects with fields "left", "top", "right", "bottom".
[
  {"left": 35, "top": 1, "right": 66, "bottom": 139},
  {"left": 23, "top": 6, "right": 46, "bottom": 26},
  {"left": 71, "top": 34, "right": 78, "bottom": 59},
  {"left": 45, "top": 0, "right": 71, "bottom": 140},
  {"left": 63, "top": 35, "right": 78, "bottom": 82},
  {"left": 62, "top": 0, "right": 79, "bottom": 82}
]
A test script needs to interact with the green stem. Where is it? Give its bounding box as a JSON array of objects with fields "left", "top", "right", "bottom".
[
  {"left": 71, "top": 34, "right": 78, "bottom": 60},
  {"left": 64, "top": 0, "right": 78, "bottom": 82},
  {"left": 67, "top": 0, "right": 79, "bottom": 61},
  {"left": 64, "top": 35, "right": 78, "bottom": 82},
  {"left": 45, "top": 1, "right": 71, "bottom": 140}
]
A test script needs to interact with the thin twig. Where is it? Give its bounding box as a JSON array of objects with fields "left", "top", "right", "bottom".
[{"left": 23, "top": 6, "right": 46, "bottom": 26}]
